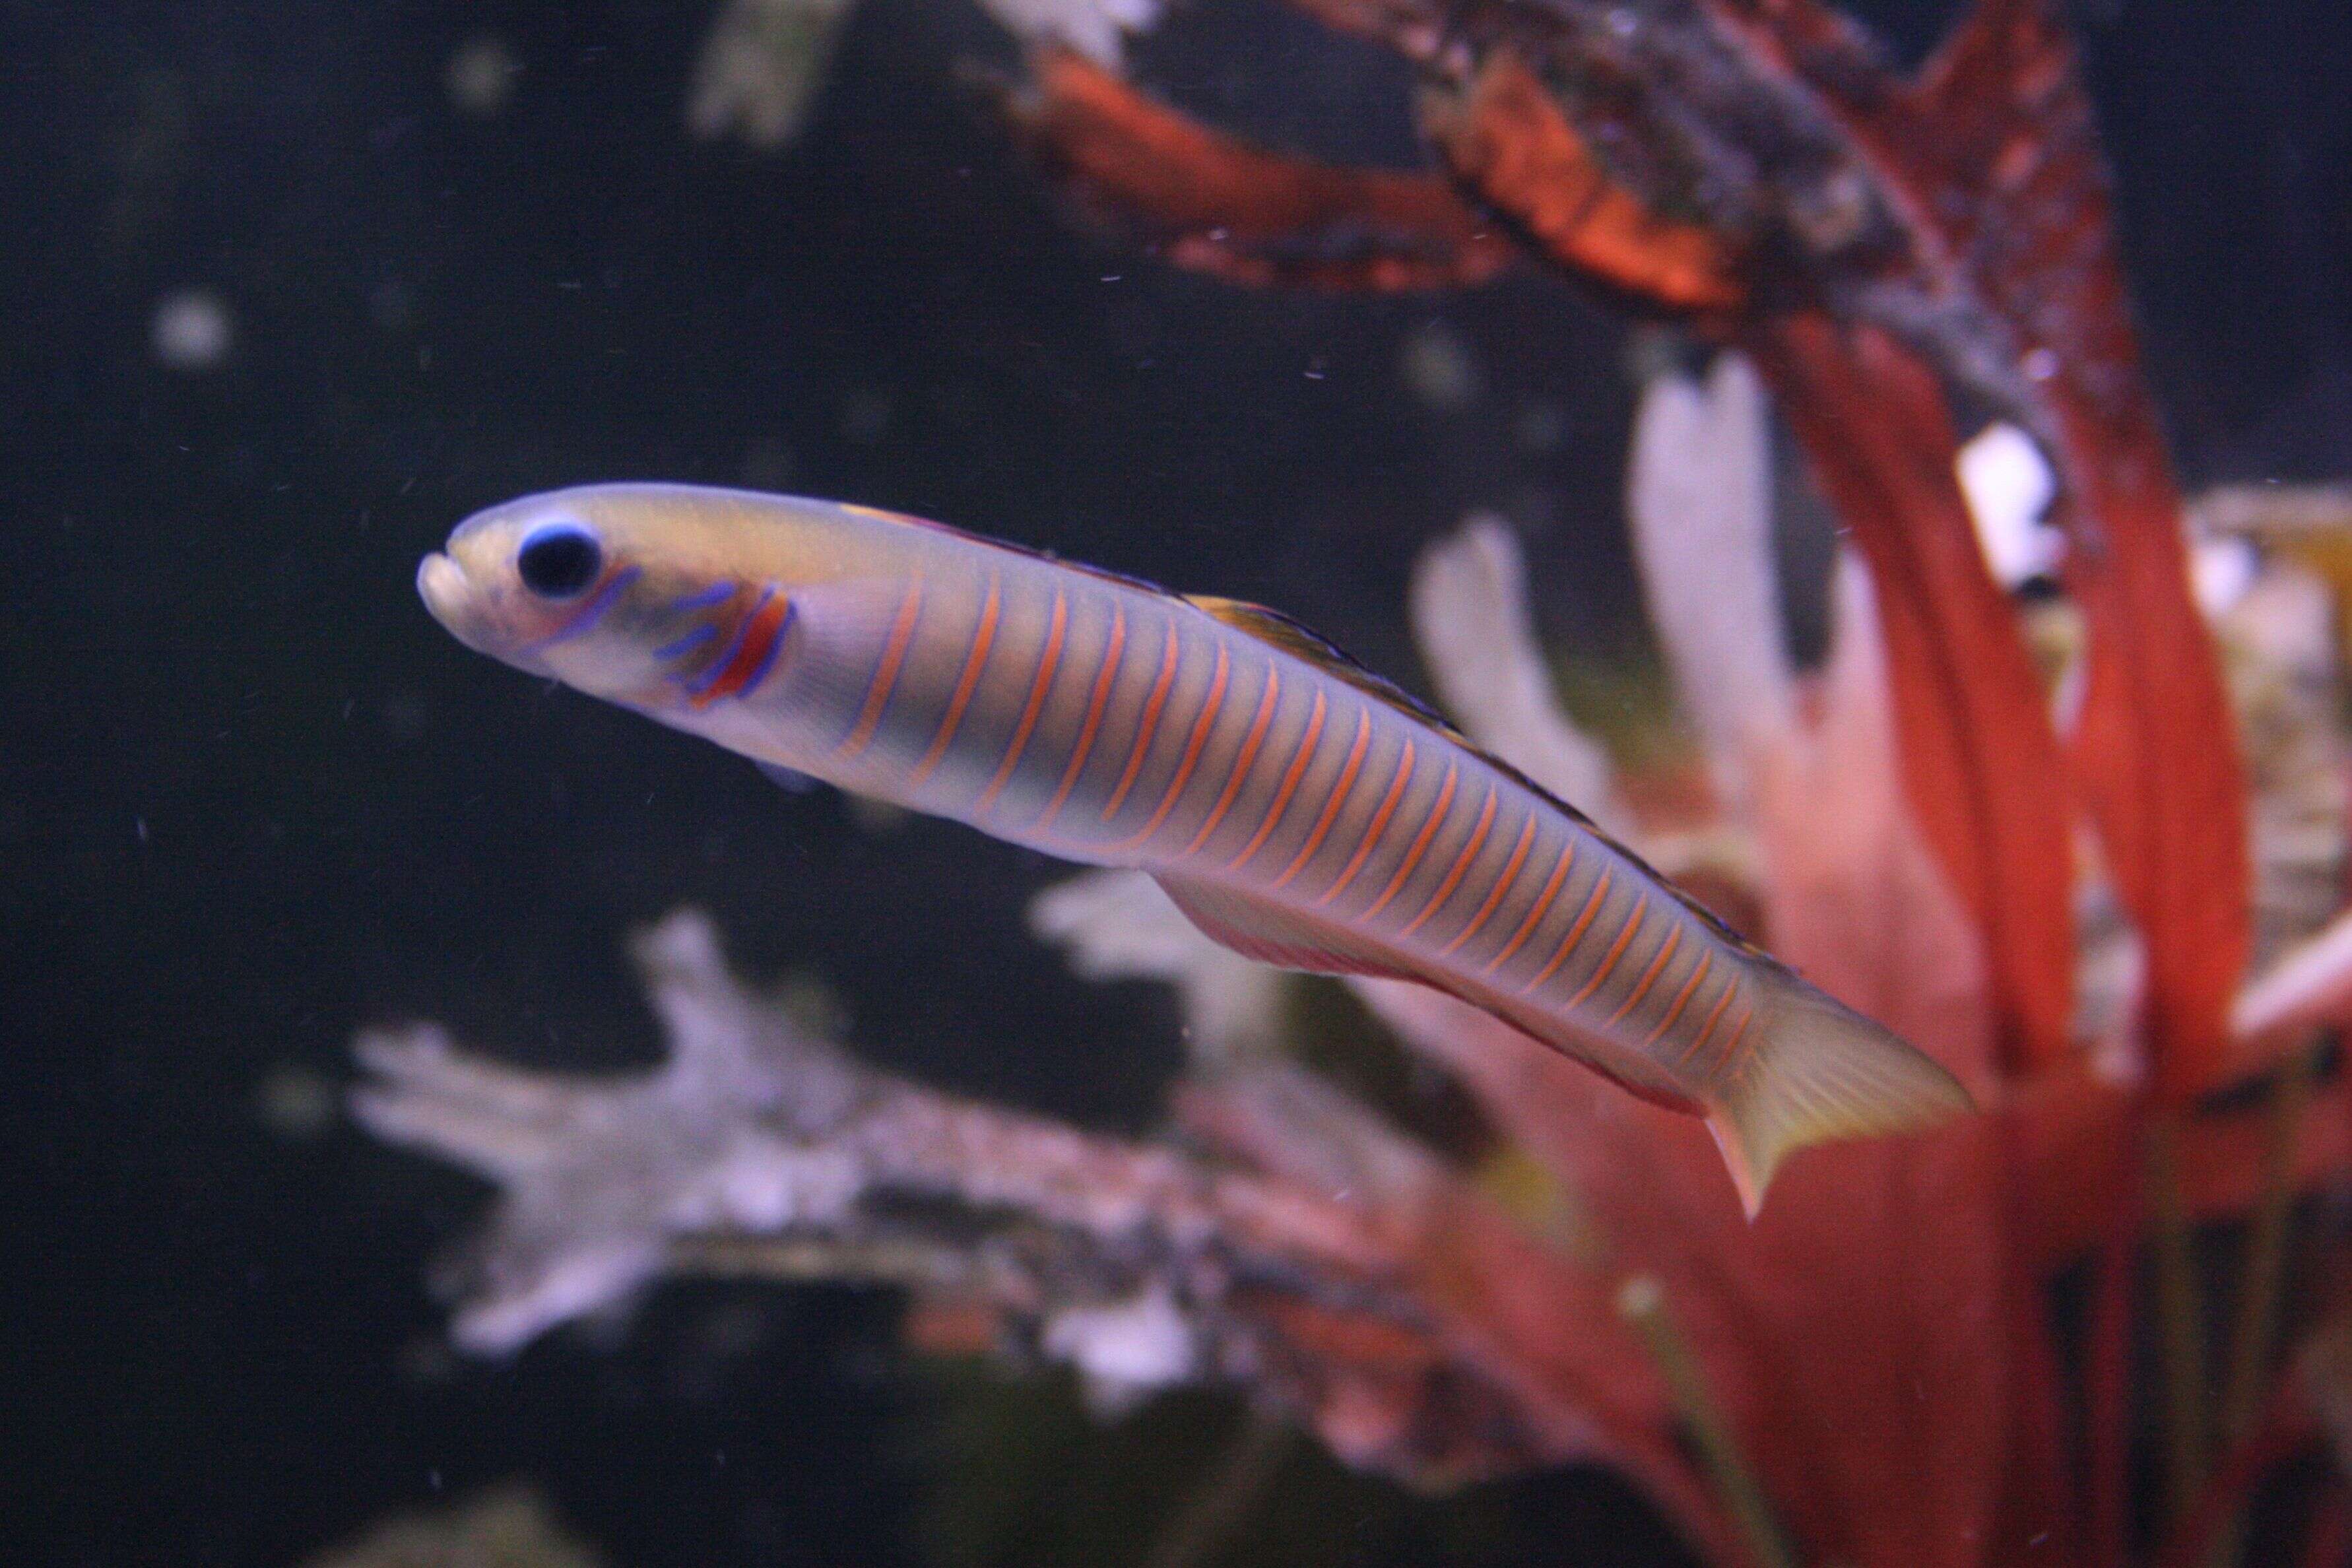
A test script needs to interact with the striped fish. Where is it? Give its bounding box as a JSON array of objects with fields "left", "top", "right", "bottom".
[{"left": 420, "top": 484, "right": 1969, "bottom": 1210}]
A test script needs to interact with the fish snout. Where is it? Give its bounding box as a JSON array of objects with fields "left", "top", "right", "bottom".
[
  {"left": 416, "top": 552, "right": 466, "bottom": 622},
  {"left": 416, "top": 550, "right": 515, "bottom": 659}
]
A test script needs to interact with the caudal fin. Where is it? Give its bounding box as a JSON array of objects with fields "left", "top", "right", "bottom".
[{"left": 1705, "top": 981, "right": 1974, "bottom": 1216}]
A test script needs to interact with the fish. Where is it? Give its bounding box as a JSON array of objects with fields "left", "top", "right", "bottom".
[{"left": 418, "top": 483, "right": 1971, "bottom": 1211}]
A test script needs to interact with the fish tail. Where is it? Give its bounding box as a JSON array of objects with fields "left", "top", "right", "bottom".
[{"left": 1703, "top": 977, "right": 1974, "bottom": 1217}]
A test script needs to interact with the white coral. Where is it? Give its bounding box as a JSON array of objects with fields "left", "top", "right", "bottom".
[
  {"left": 1626, "top": 352, "right": 1792, "bottom": 784},
  {"left": 975, "top": 0, "right": 1165, "bottom": 66},
  {"left": 687, "top": 0, "right": 860, "bottom": 149},
  {"left": 1029, "top": 867, "right": 1288, "bottom": 1063},
  {"left": 1408, "top": 513, "right": 1631, "bottom": 835}
]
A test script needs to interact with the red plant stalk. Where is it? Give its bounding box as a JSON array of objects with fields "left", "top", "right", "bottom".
[
  {"left": 2298, "top": 1483, "right": 2349, "bottom": 1568},
  {"left": 2087, "top": 1093, "right": 2149, "bottom": 1568},
  {"left": 1748, "top": 312, "right": 2077, "bottom": 1072},
  {"left": 2158, "top": 1381, "right": 2324, "bottom": 1568},
  {"left": 1999, "top": 1101, "right": 2083, "bottom": 1563}
]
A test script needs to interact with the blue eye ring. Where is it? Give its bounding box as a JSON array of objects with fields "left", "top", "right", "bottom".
[{"left": 515, "top": 523, "right": 604, "bottom": 599}]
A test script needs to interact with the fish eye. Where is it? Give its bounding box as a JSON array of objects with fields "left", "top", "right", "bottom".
[{"left": 515, "top": 523, "right": 603, "bottom": 599}]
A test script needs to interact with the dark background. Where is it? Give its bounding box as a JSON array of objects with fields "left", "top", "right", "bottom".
[{"left": 3, "top": 0, "right": 2347, "bottom": 1562}]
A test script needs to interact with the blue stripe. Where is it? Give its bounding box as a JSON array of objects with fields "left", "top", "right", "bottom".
[
  {"left": 667, "top": 581, "right": 736, "bottom": 613},
  {"left": 654, "top": 623, "right": 719, "bottom": 661},
  {"left": 538, "top": 566, "right": 641, "bottom": 647},
  {"left": 684, "top": 585, "right": 774, "bottom": 698}
]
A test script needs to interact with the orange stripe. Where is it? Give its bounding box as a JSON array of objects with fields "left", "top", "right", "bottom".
[
  {"left": 1524, "top": 870, "right": 1614, "bottom": 992},
  {"left": 1604, "top": 925, "right": 1682, "bottom": 1027},
  {"left": 1483, "top": 838, "right": 1573, "bottom": 974},
  {"left": 911, "top": 573, "right": 999, "bottom": 782},
  {"left": 839, "top": 579, "right": 924, "bottom": 756},
  {"left": 978, "top": 587, "right": 1068, "bottom": 812},
  {"left": 1709, "top": 1004, "right": 1757, "bottom": 1078},
  {"left": 1227, "top": 689, "right": 1326, "bottom": 872},
  {"left": 1316, "top": 736, "right": 1412, "bottom": 906},
  {"left": 1101, "top": 620, "right": 1181, "bottom": 822},
  {"left": 1680, "top": 979, "right": 1740, "bottom": 1068},
  {"left": 1039, "top": 600, "right": 1123, "bottom": 828},
  {"left": 1363, "top": 762, "right": 1459, "bottom": 921},
  {"left": 1111, "top": 642, "right": 1229, "bottom": 849},
  {"left": 1270, "top": 706, "right": 1371, "bottom": 890},
  {"left": 1400, "top": 781, "right": 1497, "bottom": 938},
  {"left": 1183, "top": 664, "right": 1278, "bottom": 854},
  {"left": 1443, "top": 812, "right": 1536, "bottom": 958},
  {"left": 1565, "top": 903, "right": 1646, "bottom": 1010},
  {"left": 1644, "top": 953, "right": 1711, "bottom": 1049}
]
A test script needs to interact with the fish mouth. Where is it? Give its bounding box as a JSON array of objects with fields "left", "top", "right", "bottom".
[
  {"left": 417, "top": 550, "right": 520, "bottom": 662},
  {"left": 416, "top": 552, "right": 465, "bottom": 625}
]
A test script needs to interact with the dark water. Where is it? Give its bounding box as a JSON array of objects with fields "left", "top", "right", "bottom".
[{"left": 5, "top": 1, "right": 2348, "bottom": 1563}]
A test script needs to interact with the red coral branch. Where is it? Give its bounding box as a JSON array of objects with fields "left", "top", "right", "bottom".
[
  {"left": 998, "top": 49, "right": 1521, "bottom": 292},
  {"left": 1422, "top": 51, "right": 1744, "bottom": 313}
]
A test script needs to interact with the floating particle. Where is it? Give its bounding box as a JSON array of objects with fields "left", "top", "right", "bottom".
[
  {"left": 445, "top": 34, "right": 519, "bottom": 117},
  {"left": 152, "top": 288, "right": 234, "bottom": 372},
  {"left": 1400, "top": 319, "right": 1480, "bottom": 410},
  {"left": 255, "top": 1063, "right": 337, "bottom": 1141}
]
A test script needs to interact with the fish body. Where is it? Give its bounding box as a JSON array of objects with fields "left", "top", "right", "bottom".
[{"left": 420, "top": 484, "right": 1969, "bottom": 1209}]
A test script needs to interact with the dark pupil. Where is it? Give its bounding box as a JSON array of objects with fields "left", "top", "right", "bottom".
[{"left": 516, "top": 526, "right": 603, "bottom": 599}]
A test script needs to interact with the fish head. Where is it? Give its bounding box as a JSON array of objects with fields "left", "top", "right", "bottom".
[{"left": 418, "top": 484, "right": 845, "bottom": 711}]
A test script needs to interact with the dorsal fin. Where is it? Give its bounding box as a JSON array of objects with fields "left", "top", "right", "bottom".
[{"left": 1184, "top": 595, "right": 1468, "bottom": 740}]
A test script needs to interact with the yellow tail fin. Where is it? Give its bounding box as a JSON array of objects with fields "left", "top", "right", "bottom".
[{"left": 1705, "top": 981, "right": 1975, "bottom": 1216}]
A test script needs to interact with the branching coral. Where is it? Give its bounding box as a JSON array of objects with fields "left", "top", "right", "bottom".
[{"left": 358, "top": 909, "right": 1700, "bottom": 1489}]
